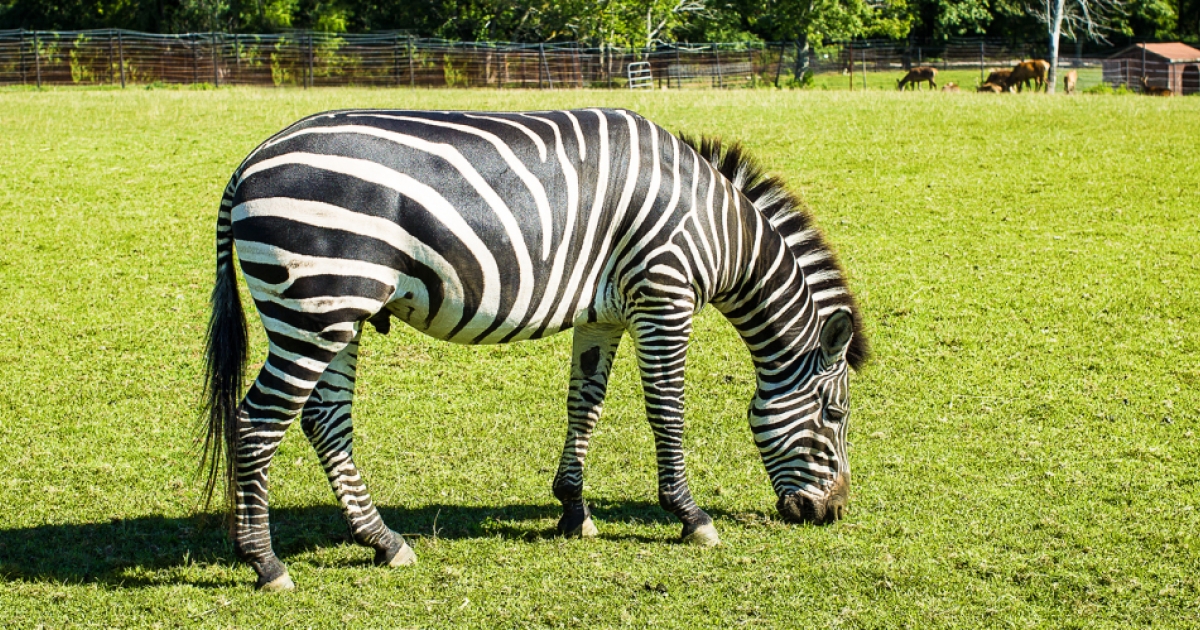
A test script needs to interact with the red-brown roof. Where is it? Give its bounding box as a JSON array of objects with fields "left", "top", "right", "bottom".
[{"left": 1111, "top": 42, "right": 1200, "bottom": 63}]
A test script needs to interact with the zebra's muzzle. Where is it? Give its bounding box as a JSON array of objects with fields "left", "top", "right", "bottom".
[{"left": 776, "top": 473, "right": 850, "bottom": 525}]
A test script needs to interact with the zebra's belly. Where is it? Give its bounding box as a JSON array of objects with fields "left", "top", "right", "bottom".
[{"left": 381, "top": 271, "right": 620, "bottom": 345}]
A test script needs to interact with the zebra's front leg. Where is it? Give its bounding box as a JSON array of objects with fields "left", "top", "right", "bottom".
[
  {"left": 629, "top": 311, "right": 720, "bottom": 546},
  {"left": 300, "top": 336, "right": 415, "bottom": 568},
  {"left": 553, "top": 324, "right": 623, "bottom": 538}
]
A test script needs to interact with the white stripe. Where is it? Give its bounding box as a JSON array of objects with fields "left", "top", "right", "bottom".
[
  {"left": 805, "top": 269, "right": 841, "bottom": 285},
  {"left": 550, "top": 110, "right": 610, "bottom": 329},
  {"left": 812, "top": 287, "right": 849, "bottom": 302},
  {"left": 795, "top": 250, "right": 831, "bottom": 267},
  {"left": 565, "top": 110, "right": 587, "bottom": 161}
]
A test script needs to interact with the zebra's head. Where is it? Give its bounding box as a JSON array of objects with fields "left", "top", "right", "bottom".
[{"left": 753, "top": 308, "right": 855, "bottom": 525}]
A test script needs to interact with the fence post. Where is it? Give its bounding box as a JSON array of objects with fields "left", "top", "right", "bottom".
[
  {"left": 980, "top": 39, "right": 985, "bottom": 84},
  {"left": 674, "top": 46, "right": 682, "bottom": 89},
  {"left": 848, "top": 41, "right": 854, "bottom": 90},
  {"left": 573, "top": 42, "right": 582, "bottom": 88},
  {"left": 34, "top": 32, "right": 41, "bottom": 88},
  {"left": 861, "top": 42, "right": 867, "bottom": 90},
  {"left": 606, "top": 45, "right": 612, "bottom": 89},
  {"left": 117, "top": 31, "right": 125, "bottom": 87},
  {"left": 393, "top": 35, "right": 400, "bottom": 86},
  {"left": 192, "top": 34, "right": 200, "bottom": 84},
  {"left": 232, "top": 33, "right": 239, "bottom": 82},
  {"left": 108, "top": 30, "right": 114, "bottom": 85},
  {"left": 713, "top": 44, "right": 723, "bottom": 88},
  {"left": 19, "top": 29, "right": 25, "bottom": 85},
  {"left": 1141, "top": 42, "right": 1146, "bottom": 86},
  {"left": 774, "top": 42, "right": 785, "bottom": 87},
  {"left": 408, "top": 36, "right": 416, "bottom": 88},
  {"left": 307, "top": 34, "right": 315, "bottom": 88},
  {"left": 212, "top": 32, "right": 220, "bottom": 87},
  {"left": 539, "top": 43, "right": 553, "bottom": 89}
]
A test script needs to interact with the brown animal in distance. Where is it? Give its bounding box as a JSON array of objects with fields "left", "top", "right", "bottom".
[
  {"left": 1063, "top": 70, "right": 1078, "bottom": 94},
  {"left": 1139, "top": 76, "right": 1173, "bottom": 96},
  {"left": 1006, "top": 60, "right": 1049, "bottom": 92},
  {"left": 942, "top": 82, "right": 961, "bottom": 92},
  {"left": 897, "top": 67, "right": 938, "bottom": 90},
  {"left": 977, "top": 83, "right": 1005, "bottom": 93},
  {"left": 985, "top": 69, "right": 1013, "bottom": 91}
]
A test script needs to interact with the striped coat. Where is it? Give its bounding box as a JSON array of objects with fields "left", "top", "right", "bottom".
[{"left": 203, "top": 108, "right": 868, "bottom": 590}]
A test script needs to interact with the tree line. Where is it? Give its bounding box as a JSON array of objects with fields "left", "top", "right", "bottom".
[{"left": 0, "top": 0, "right": 1194, "bottom": 49}]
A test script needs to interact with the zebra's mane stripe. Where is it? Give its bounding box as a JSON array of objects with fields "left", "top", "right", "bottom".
[{"left": 679, "top": 134, "right": 870, "bottom": 370}]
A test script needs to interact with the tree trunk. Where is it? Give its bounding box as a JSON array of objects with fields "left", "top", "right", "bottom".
[
  {"left": 792, "top": 35, "right": 809, "bottom": 83},
  {"left": 1046, "top": 0, "right": 1065, "bottom": 94}
]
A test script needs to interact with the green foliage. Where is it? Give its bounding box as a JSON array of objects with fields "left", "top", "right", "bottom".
[
  {"left": 0, "top": 87, "right": 1198, "bottom": 627},
  {"left": 233, "top": 0, "right": 299, "bottom": 31},
  {"left": 923, "top": 0, "right": 993, "bottom": 36},
  {"left": 67, "top": 34, "right": 96, "bottom": 83},
  {"left": 783, "top": 67, "right": 815, "bottom": 86},
  {"left": 1083, "top": 81, "right": 1115, "bottom": 93},
  {"left": 1112, "top": 0, "right": 1179, "bottom": 40}
]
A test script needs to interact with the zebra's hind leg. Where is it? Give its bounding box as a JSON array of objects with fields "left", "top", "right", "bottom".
[
  {"left": 233, "top": 333, "right": 357, "bottom": 591},
  {"left": 553, "top": 324, "right": 623, "bottom": 538},
  {"left": 300, "top": 334, "right": 415, "bottom": 568},
  {"left": 627, "top": 309, "right": 719, "bottom": 547}
]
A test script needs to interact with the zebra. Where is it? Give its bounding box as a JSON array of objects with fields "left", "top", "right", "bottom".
[{"left": 202, "top": 108, "right": 869, "bottom": 591}]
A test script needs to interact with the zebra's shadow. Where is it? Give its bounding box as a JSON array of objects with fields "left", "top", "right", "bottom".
[{"left": 0, "top": 501, "right": 756, "bottom": 588}]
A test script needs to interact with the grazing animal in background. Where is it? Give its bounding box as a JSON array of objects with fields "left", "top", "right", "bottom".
[
  {"left": 897, "top": 66, "right": 938, "bottom": 90},
  {"left": 1139, "top": 76, "right": 1173, "bottom": 96},
  {"left": 977, "top": 82, "right": 1005, "bottom": 93},
  {"left": 203, "top": 109, "right": 869, "bottom": 590},
  {"left": 985, "top": 69, "right": 1013, "bottom": 91},
  {"left": 1006, "top": 60, "right": 1049, "bottom": 92},
  {"left": 942, "top": 82, "right": 961, "bottom": 93},
  {"left": 1063, "top": 70, "right": 1078, "bottom": 94}
]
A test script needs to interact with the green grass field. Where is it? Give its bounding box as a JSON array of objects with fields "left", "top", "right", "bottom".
[{"left": 0, "top": 87, "right": 1197, "bottom": 628}]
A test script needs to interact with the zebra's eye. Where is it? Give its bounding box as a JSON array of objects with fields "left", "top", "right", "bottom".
[{"left": 824, "top": 405, "right": 847, "bottom": 423}]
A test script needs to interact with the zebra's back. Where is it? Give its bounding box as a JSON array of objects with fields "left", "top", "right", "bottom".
[{"left": 229, "top": 108, "right": 681, "bottom": 344}]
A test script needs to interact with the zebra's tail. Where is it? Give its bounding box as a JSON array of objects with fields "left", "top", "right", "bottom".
[{"left": 201, "top": 176, "right": 248, "bottom": 513}]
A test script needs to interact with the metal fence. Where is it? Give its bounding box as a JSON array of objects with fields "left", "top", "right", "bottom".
[{"left": 0, "top": 29, "right": 1134, "bottom": 90}]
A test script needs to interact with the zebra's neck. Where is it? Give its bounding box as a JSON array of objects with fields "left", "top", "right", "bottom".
[
  {"left": 712, "top": 212, "right": 823, "bottom": 384},
  {"left": 682, "top": 134, "right": 868, "bottom": 374}
]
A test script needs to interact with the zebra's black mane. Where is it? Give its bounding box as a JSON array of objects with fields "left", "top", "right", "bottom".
[{"left": 679, "top": 135, "right": 870, "bottom": 370}]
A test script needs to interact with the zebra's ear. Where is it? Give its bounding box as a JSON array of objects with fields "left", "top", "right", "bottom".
[{"left": 819, "top": 308, "right": 854, "bottom": 364}]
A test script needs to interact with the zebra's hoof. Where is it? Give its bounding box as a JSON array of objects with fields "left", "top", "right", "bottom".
[
  {"left": 375, "top": 532, "right": 417, "bottom": 567},
  {"left": 566, "top": 517, "right": 598, "bottom": 538},
  {"left": 258, "top": 572, "right": 295, "bottom": 592},
  {"left": 387, "top": 542, "right": 417, "bottom": 567},
  {"left": 682, "top": 523, "right": 720, "bottom": 547}
]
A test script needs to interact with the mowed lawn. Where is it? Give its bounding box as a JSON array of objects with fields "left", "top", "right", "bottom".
[{"left": 0, "top": 87, "right": 1197, "bottom": 628}]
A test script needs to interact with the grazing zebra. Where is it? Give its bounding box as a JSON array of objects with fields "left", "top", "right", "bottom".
[{"left": 203, "top": 108, "right": 869, "bottom": 591}]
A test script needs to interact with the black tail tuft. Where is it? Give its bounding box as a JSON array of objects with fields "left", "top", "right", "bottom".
[{"left": 200, "top": 198, "right": 248, "bottom": 513}]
